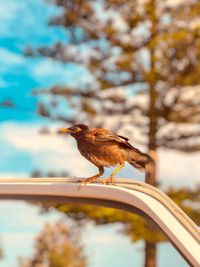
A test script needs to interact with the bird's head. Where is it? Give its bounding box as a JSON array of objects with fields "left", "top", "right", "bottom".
[{"left": 58, "top": 124, "right": 89, "bottom": 137}]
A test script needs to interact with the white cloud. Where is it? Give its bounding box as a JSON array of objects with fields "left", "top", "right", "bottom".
[
  {"left": 0, "top": 200, "right": 64, "bottom": 232},
  {"left": 2, "top": 232, "right": 35, "bottom": 243},
  {"left": 86, "top": 233, "right": 119, "bottom": 244},
  {"left": 0, "top": 172, "right": 27, "bottom": 178},
  {"left": 1, "top": 232, "right": 35, "bottom": 267},
  {"left": 0, "top": 122, "right": 95, "bottom": 177},
  {"left": 0, "top": 0, "right": 23, "bottom": 21},
  {"left": 0, "top": 48, "right": 24, "bottom": 66},
  {"left": 31, "top": 60, "right": 67, "bottom": 79},
  {"left": 158, "top": 149, "right": 200, "bottom": 188},
  {"left": 31, "top": 59, "right": 95, "bottom": 88}
]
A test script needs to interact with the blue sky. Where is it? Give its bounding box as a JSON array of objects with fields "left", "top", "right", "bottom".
[
  {"left": 0, "top": 0, "right": 92, "bottom": 122},
  {"left": 0, "top": 0, "right": 198, "bottom": 266},
  {"left": 0, "top": 0, "right": 97, "bottom": 178},
  {"left": 0, "top": 0, "right": 199, "bottom": 186}
]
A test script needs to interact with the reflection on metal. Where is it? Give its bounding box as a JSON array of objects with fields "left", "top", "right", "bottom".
[{"left": 0, "top": 178, "right": 199, "bottom": 266}]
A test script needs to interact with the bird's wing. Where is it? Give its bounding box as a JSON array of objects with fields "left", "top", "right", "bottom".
[
  {"left": 93, "top": 129, "right": 135, "bottom": 150},
  {"left": 93, "top": 129, "right": 125, "bottom": 142},
  {"left": 117, "top": 134, "right": 129, "bottom": 141}
]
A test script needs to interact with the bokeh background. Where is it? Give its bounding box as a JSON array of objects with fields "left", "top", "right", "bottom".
[{"left": 0, "top": 0, "right": 199, "bottom": 267}]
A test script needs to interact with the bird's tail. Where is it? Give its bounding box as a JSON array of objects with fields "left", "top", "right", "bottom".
[{"left": 128, "top": 150, "right": 155, "bottom": 183}]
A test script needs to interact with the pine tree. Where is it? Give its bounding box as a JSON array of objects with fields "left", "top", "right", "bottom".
[{"left": 27, "top": 1, "right": 200, "bottom": 266}]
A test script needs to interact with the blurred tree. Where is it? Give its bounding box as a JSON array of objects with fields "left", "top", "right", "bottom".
[
  {"left": 28, "top": 0, "right": 200, "bottom": 183},
  {"left": 19, "top": 222, "right": 87, "bottom": 267},
  {"left": 31, "top": 169, "right": 70, "bottom": 178},
  {"left": 27, "top": 1, "right": 200, "bottom": 266}
]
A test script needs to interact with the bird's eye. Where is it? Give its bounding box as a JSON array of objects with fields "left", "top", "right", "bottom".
[{"left": 74, "top": 127, "right": 82, "bottom": 132}]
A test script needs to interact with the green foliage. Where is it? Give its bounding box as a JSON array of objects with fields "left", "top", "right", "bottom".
[{"left": 167, "top": 187, "right": 200, "bottom": 225}]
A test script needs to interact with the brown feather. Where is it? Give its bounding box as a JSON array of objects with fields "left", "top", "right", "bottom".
[{"left": 66, "top": 125, "right": 153, "bottom": 174}]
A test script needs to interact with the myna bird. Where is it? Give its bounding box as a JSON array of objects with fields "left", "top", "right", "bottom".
[{"left": 58, "top": 124, "right": 154, "bottom": 185}]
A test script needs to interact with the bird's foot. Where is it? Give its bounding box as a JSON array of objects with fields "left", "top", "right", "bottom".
[
  {"left": 78, "top": 176, "right": 99, "bottom": 190},
  {"left": 78, "top": 180, "right": 87, "bottom": 190},
  {"left": 101, "top": 176, "right": 115, "bottom": 185}
]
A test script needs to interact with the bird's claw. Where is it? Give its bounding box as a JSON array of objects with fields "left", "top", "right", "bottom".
[
  {"left": 101, "top": 176, "right": 115, "bottom": 185},
  {"left": 77, "top": 177, "right": 98, "bottom": 190},
  {"left": 78, "top": 180, "right": 86, "bottom": 190}
]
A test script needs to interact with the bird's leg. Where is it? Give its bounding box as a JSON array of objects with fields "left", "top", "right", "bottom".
[
  {"left": 102, "top": 163, "right": 125, "bottom": 185},
  {"left": 78, "top": 166, "right": 104, "bottom": 189}
]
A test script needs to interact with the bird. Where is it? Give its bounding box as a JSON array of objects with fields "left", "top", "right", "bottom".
[{"left": 58, "top": 124, "right": 154, "bottom": 186}]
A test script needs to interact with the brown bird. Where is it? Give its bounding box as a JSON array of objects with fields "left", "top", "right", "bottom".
[{"left": 58, "top": 124, "right": 154, "bottom": 185}]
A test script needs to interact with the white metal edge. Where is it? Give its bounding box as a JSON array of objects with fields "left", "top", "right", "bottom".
[{"left": 0, "top": 180, "right": 199, "bottom": 266}]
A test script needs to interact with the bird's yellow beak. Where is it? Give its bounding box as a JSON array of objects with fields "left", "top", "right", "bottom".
[{"left": 57, "top": 128, "right": 72, "bottom": 134}]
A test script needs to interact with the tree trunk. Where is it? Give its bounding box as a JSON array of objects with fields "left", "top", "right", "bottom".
[
  {"left": 145, "top": 86, "right": 157, "bottom": 267},
  {"left": 145, "top": 62, "right": 158, "bottom": 267},
  {"left": 144, "top": 242, "right": 157, "bottom": 267},
  {"left": 145, "top": 1, "right": 158, "bottom": 266},
  {"left": 146, "top": 0, "right": 158, "bottom": 187}
]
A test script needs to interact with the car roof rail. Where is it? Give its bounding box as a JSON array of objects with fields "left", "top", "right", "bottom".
[{"left": 0, "top": 178, "right": 199, "bottom": 267}]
